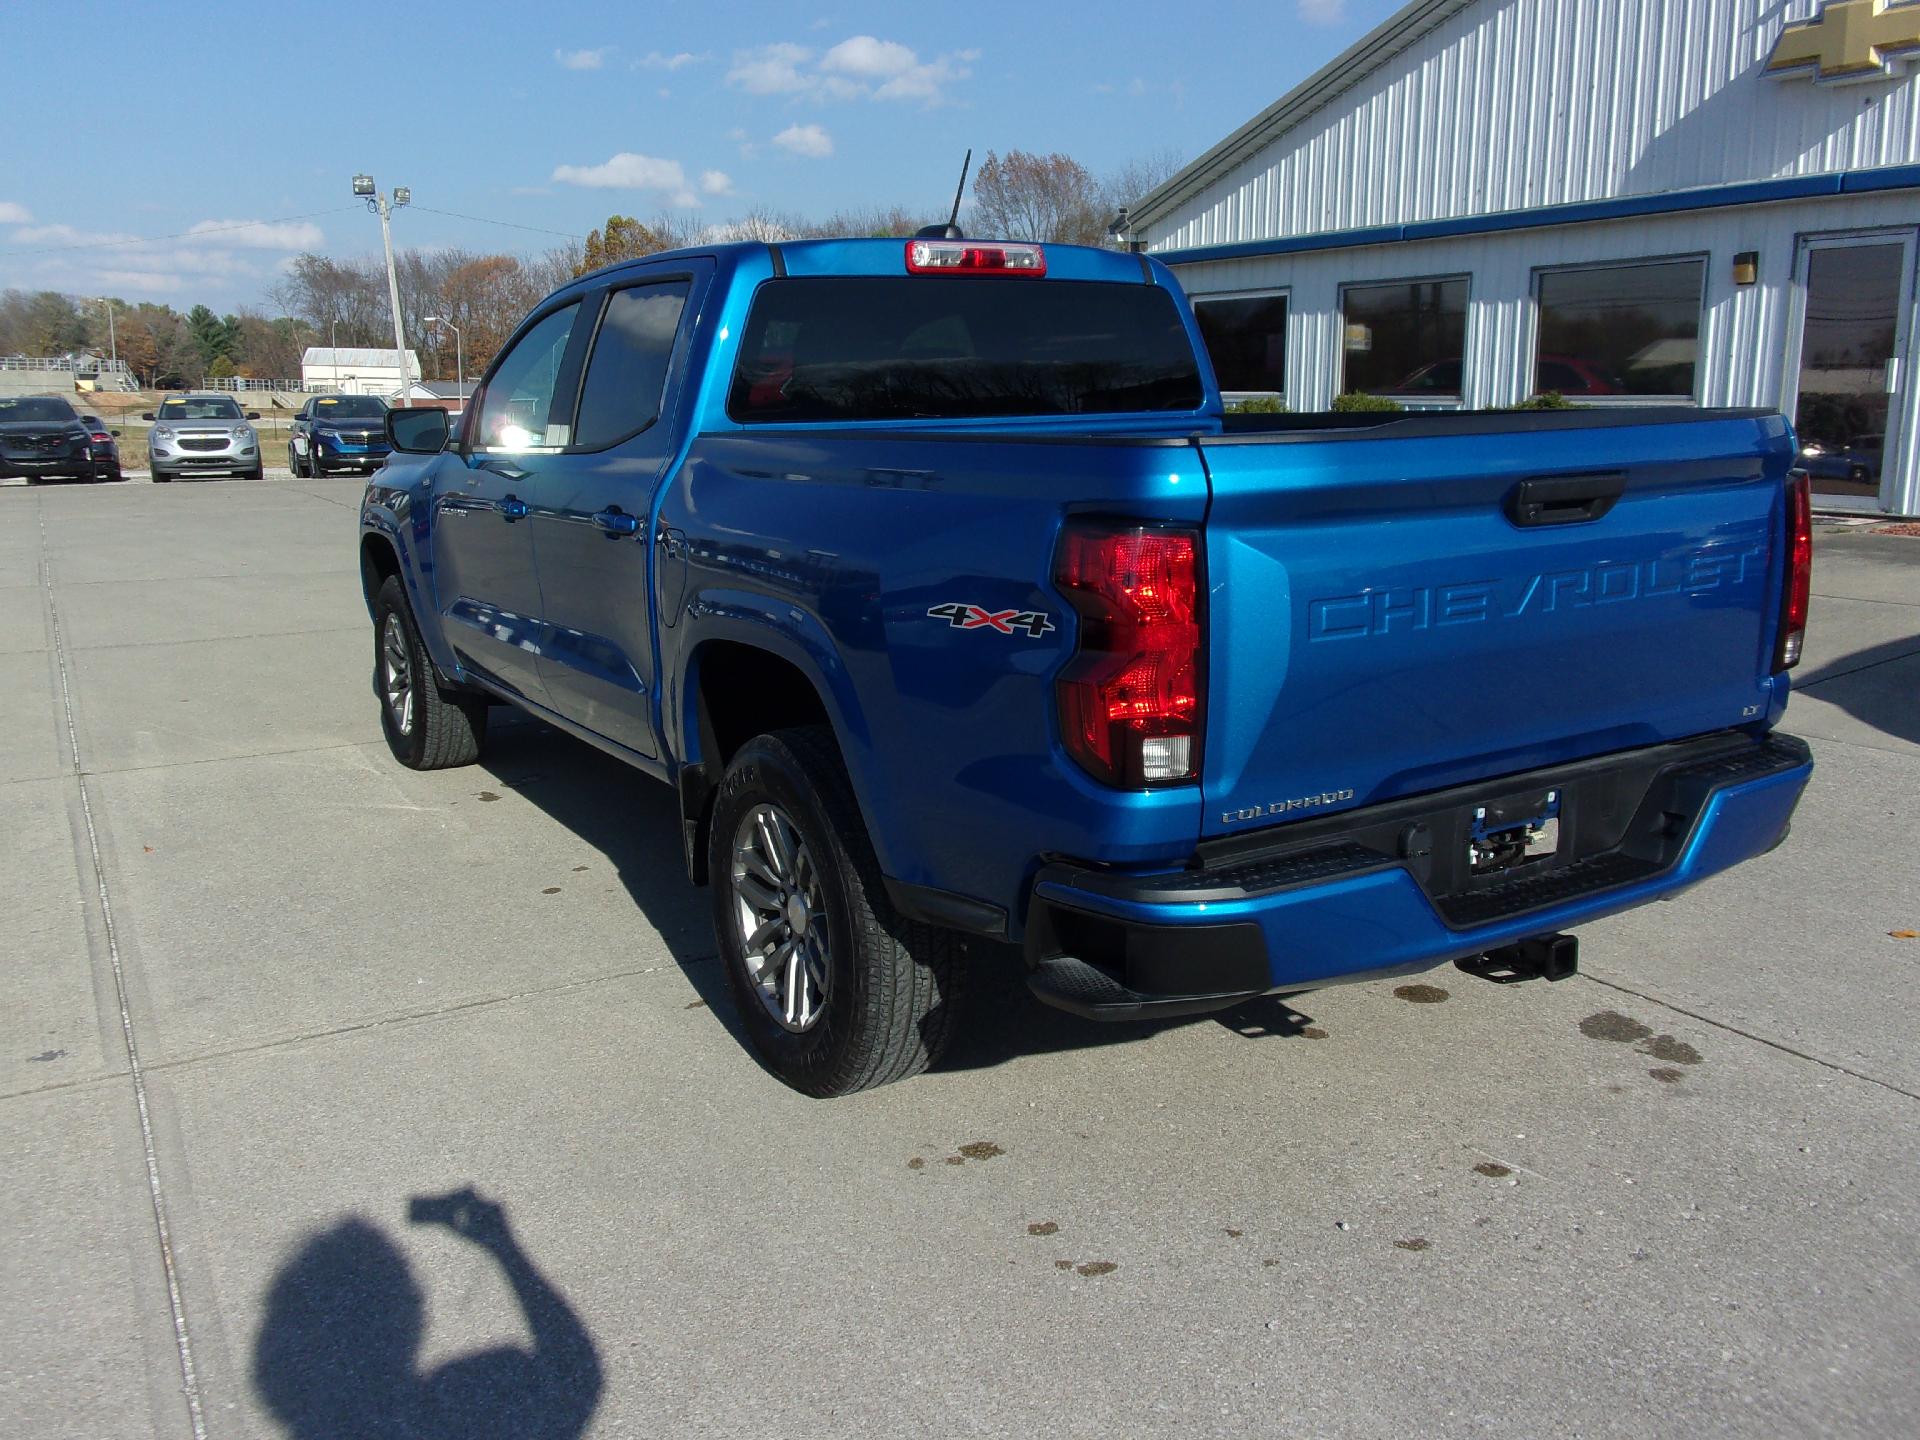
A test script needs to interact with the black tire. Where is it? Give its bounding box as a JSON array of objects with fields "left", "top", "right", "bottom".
[
  {"left": 372, "top": 574, "right": 486, "bottom": 769},
  {"left": 1848, "top": 465, "right": 1871, "bottom": 487},
  {"left": 96, "top": 464, "right": 122, "bottom": 483},
  {"left": 708, "top": 725, "right": 962, "bottom": 1096},
  {"left": 245, "top": 463, "right": 265, "bottom": 481},
  {"left": 288, "top": 445, "right": 304, "bottom": 477},
  {"left": 151, "top": 467, "right": 171, "bottom": 483}
]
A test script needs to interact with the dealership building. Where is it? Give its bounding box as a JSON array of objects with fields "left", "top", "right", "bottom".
[{"left": 1126, "top": 0, "right": 1920, "bottom": 515}]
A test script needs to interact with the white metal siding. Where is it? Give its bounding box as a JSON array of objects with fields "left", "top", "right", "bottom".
[
  {"left": 1145, "top": 0, "right": 1920, "bottom": 253},
  {"left": 1171, "top": 192, "right": 1920, "bottom": 514}
]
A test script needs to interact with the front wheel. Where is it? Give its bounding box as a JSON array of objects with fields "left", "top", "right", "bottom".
[
  {"left": 709, "top": 726, "right": 962, "bottom": 1096},
  {"left": 372, "top": 574, "right": 487, "bottom": 769},
  {"left": 245, "top": 463, "right": 265, "bottom": 480},
  {"left": 150, "top": 467, "right": 171, "bottom": 483}
]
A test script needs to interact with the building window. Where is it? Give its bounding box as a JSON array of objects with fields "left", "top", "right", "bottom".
[
  {"left": 1192, "top": 292, "right": 1288, "bottom": 397},
  {"left": 1533, "top": 257, "right": 1705, "bottom": 399},
  {"left": 1340, "top": 276, "right": 1469, "bottom": 400}
]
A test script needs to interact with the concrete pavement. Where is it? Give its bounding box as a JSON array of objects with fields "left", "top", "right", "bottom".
[{"left": 2, "top": 479, "right": 1916, "bottom": 1438}]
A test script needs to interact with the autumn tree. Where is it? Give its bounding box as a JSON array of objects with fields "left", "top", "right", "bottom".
[
  {"left": 970, "top": 151, "right": 1108, "bottom": 247},
  {"left": 576, "top": 215, "right": 665, "bottom": 275}
]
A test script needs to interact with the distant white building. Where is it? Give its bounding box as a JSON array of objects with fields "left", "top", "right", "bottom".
[
  {"left": 1128, "top": 0, "right": 1920, "bottom": 516},
  {"left": 300, "top": 346, "right": 422, "bottom": 396}
]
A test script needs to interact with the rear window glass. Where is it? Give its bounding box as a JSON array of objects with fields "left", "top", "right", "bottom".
[{"left": 728, "top": 277, "right": 1204, "bottom": 423}]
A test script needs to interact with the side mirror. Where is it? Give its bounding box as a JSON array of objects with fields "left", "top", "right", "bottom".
[
  {"left": 387, "top": 407, "right": 449, "bottom": 455},
  {"left": 246, "top": 411, "right": 260, "bottom": 420},
  {"left": 111, "top": 429, "right": 122, "bottom": 437},
  {"left": 141, "top": 412, "right": 155, "bottom": 421}
]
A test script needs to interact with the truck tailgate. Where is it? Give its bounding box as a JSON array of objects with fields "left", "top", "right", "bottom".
[{"left": 1196, "top": 412, "right": 1794, "bottom": 839}]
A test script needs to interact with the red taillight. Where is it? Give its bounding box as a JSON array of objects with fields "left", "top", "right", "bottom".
[
  {"left": 1054, "top": 523, "right": 1203, "bottom": 786},
  {"left": 1776, "top": 469, "right": 1813, "bottom": 671},
  {"left": 905, "top": 239, "right": 1046, "bottom": 276},
  {"left": 88, "top": 432, "right": 111, "bottom": 444}
]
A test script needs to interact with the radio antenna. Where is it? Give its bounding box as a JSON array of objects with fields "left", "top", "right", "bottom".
[{"left": 915, "top": 149, "right": 972, "bottom": 239}]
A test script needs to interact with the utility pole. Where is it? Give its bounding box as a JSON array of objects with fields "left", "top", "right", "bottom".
[
  {"left": 96, "top": 297, "right": 117, "bottom": 365},
  {"left": 425, "top": 316, "right": 462, "bottom": 397},
  {"left": 353, "top": 174, "right": 413, "bottom": 404}
]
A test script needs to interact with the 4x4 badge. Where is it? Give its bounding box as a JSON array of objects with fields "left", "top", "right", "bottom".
[{"left": 926, "top": 602, "right": 1055, "bottom": 638}]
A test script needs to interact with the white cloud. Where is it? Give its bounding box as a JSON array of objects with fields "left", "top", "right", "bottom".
[
  {"left": 727, "top": 36, "right": 972, "bottom": 105},
  {"left": 13, "top": 222, "right": 139, "bottom": 247},
  {"left": 727, "top": 42, "right": 814, "bottom": 95},
  {"left": 1298, "top": 0, "right": 1347, "bottom": 25},
  {"left": 700, "top": 170, "right": 735, "bottom": 196},
  {"left": 185, "top": 218, "right": 325, "bottom": 249},
  {"left": 819, "top": 35, "right": 917, "bottom": 78},
  {"left": 0, "top": 201, "right": 31, "bottom": 224},
  {"left": 637, "top": 50, "right": 706, "bottom": 70},
  {"left": 551, "top": 152, "right": 690, "bottom": 190},
  {"left": 555, "top": 46, "right": 610, "bottom": 70},
  {"left": 95, "top": 270, "right": 184, "bottom": 294},
  {"left": 774, "top": 123, "right": 834, "bottom": 159}
]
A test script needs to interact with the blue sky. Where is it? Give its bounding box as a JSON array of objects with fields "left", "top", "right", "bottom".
[{"left": 1, "top": 0, "right": 1402, "bottom": 309}]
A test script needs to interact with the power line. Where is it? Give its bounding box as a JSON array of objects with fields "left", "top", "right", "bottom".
[
  {"left": 409, "top": 205, "right": 584, "bottom": 242},
  {"left": 0, "top": 208, "right": 356, "bottom": 257}
]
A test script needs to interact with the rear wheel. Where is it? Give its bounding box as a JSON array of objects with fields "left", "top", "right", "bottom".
[
  {"left": 372, "top": 574, "right": 486, "bottom": 769},
  {"left": 708, "top": 725, "right": 962, "bottom": 1096},
  {"left": 96, "top": 463, "right": 122, "bottom": 483}
]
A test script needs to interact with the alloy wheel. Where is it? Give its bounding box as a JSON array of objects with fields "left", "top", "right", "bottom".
[
  {"left": 730, "top": 803, "right": 831, "bottom": 1032},
  {"left": 381, "top": 612, "right": 414, "bottom": 736}
]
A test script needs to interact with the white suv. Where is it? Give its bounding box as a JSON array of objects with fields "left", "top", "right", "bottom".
[{"left": 145, "top": 394, "right": 263, "bottom": 482}]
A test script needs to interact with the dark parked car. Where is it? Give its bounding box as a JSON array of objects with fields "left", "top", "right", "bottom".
[
  {"left": 78, "top": 412, "right": 124, "bottom": 482},
  {"left": 289, "top": 394, "right": 391, "bottom": 476},
  {"left": 1800, "top": 434, "right": 1881, "bottom": 488},
  {"left": 0, "top": 394, "right": 121, "bottom": 483}
]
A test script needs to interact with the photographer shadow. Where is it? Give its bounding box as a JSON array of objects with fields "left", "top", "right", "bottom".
[{"left": 253, "top": 1189, "right": 601, "bottom": 1440}]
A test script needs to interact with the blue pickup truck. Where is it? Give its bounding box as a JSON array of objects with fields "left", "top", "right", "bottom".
[{"left": 358, "top": 235, "right": 1814, "bottom": 1095}]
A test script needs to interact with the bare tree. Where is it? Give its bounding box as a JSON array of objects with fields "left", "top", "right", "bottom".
[{"left": 970, "top": 151, "right": 1108, "bottom": 246}]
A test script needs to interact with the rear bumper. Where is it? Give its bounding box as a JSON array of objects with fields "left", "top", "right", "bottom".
[{"left": 1024, "top": 731, "right": 1811, "bottom": 1019}]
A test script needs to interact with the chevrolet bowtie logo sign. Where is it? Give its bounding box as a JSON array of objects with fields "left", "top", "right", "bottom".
[{"left": 1768, "top": 0, "right": 1920, "bottom": 84}]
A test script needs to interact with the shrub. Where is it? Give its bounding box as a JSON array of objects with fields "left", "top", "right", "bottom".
[
  {"left": 1510, "top": 391, "right": 1573, "bottom": 411},
  {"left": 1226, "top": 395, "right": 1287, "bottom": 414},
  {"left": 1331, "top": 391, "right": 1404, "bottom": 413}
]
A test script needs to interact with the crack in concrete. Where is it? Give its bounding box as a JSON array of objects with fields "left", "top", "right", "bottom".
[
  {"left": 38, "top": 504, "right": 210, "bottom": 1440},
  {"left": 1579, "top": 972, "right": 1920, "bottom": 1104}
]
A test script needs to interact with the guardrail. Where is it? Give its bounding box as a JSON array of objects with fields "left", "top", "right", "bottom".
[
  {"left": 202, "top": 377, "right": 309, "bottom": 392},
  {"left": 3, "top": 355, "right": 134, "bottom": 375}
]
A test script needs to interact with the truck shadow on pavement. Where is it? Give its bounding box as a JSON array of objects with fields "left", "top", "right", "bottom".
[
  {"left": 253, "top": 1188, "right": 601, "bottom": 1440},
  {"left": 1792, "top": 636, "right": 1920, "bottom": 747},
  {"left": 473, "top": 711, "right": 1324, "bottom": 1075}
]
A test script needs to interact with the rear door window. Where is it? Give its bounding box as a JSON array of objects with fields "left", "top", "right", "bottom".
[
  {"left": 727, "top": 277, "right": 1204, "bottom": 422},
  {"left": 571, "top": 280, "right": 691, "bottom": 449}
]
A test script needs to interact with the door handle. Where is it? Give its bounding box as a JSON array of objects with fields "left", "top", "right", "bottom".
[
  {"left": 592, "top": 507, "right": 639, "bottom": 536},
  {"left": 1505, "top": 472, "right": 1626, "bottom": 527},
  {"left": 500, "top": 495, "right": 530, "bottom": 522}
]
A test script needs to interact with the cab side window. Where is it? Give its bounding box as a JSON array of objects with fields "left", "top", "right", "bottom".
[
  {"left": 475, "top": 303, "right": 581, "bottom": 451},
  {"left": 572, "top": 280, "right": 691, "bottom": 449}
]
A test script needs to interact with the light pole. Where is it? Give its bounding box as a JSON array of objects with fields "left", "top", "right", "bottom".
[
  {"left": 352, "top": 174, "right": 412, "bottom": 403},
  {"left": 425, "top": 316, "right": 462, "bottom": 397},
  {"left": 93, "top": 297, "right": 117, "bottom": 365}
]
